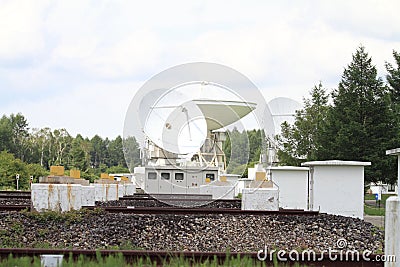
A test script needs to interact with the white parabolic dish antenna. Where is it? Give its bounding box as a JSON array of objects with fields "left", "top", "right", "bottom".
[
  {"left": 268, "top": 97, "right": 301, "bottom": 135},
  {"left": 194, "top": 99, "right": 257, "bottom": 131},
  {"left": 143, "top": 83, "right": 257, "bottom": 155}
]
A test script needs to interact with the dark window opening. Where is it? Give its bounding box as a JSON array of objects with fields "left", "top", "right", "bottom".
[
  {"left": 175, "top": 173, "right": 184, "bottom": 180},
  {"left": 161, "top": 172, "right": 170, "bottom": 180},
  {"left": 148, "top": 172, "right": 157, "bottom": 180}
]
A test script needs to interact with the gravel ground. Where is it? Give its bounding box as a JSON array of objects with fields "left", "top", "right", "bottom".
[
  {"left": 0, "top": 210, "right": 383, "bottom": 253},
  {"left": 0, "top": 199, "right": 31, "bottom": 205},
  {"left": 96, "top": 199, "right": 241, "bottom": 209}
]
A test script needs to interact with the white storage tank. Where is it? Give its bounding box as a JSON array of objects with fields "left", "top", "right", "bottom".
[{"left": 302, "top": 160, "right": 370, "bottom": 219}]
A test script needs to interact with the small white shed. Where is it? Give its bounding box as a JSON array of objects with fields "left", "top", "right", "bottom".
[
  {"left": 269, "top": 166, "right": 309, "bottom": 210},
  {"left": 386, "top": 148, "right": 400, "bottom": 189},
  {"left": 301, "top": 160, "right": 370, "bottom": 219}
]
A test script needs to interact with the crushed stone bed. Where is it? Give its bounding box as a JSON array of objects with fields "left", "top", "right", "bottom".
[{"left": 0, "top": 210, "right": 383, "bottom": 253}]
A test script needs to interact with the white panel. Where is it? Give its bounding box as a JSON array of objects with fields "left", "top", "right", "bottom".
[
  {"left": 94, "top": 184, "right": 105, "bottom": 202},
  {"left": 81, "top": 185, "right": 95, "bottom": 206},
  {"left": 106, "top": 184, "right": 118, "bottom": 201},
  {"left": 117, "top": 184, "right": 124, "bottom": 199},
  {"left": 159, "top": 171, "right": 172, "bottom": 194},
  {"left": 172, "top": 171, "right": 187, "bottom": 194},
  {"left": 31, "top": 184, "right": 50, "bottom": 212},
  {"left": 186, "top": 172, "right": 201, "bottom": 194},
  {"left": 312, "top": 165, "right": 364, "bottom": 218},
  {"left": 271, "top": 168, "right": 308, "bottom": 210},
  {"left": 58, "top": 184, "right": 82, "bottom": 212},
  {"left": 145, "top": 170, "right": 159, "bottom": 194}
]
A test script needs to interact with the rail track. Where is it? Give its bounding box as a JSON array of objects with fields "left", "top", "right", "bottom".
[
  {"left": 0, "top": 248, "right": 384, "bottom": 266},
  {"left": 0, "top": 204, "right": 318, "bottom": 215},
  {"left": 84, "top": 206, "right": 320, "bottom": 215},
  {"left": 0, "top": 190, "right": 31, "bottom": 199},
  {"left": 0, "top": 191, "right": 320, "bottom": 215}
]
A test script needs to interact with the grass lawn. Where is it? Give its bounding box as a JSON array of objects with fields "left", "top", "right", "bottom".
[
  {"left": 364, "top": 204, "right": 385, "bottom": 216},
  {"left": 364, "top": 193, "right": 397, "bottom": 216}
]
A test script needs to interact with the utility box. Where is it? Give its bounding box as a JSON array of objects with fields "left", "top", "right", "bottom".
[
  {"left": 302, "top": 160, "right": 370, "bottom": 219},
  {"left": 269, "top": 166, "right": 309, "bottom": 210}
]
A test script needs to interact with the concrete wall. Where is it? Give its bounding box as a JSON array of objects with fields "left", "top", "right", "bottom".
[
  {"left": 124, "top": 183, "right": 136, "bottom": 196},
  {"left": 32, "top": 184, "right": 83, "bottom": 212},
  {"left": 81, "top": 185, "right": 95, "bottom": 206},
  {"left": 117, "top": 184, "right": 124, "bottom": 199},
  {"left": 32, "top": 183, "right": 135, "bottom": 211},
  {"left": 94, "top": 184, "right": 119, "bottom": 202},
  {"left": 241, "top": 188, "right": 279, "bottom": 211},
  {"left": 310, "top": 165, "right": 364, "bottom": 218},
  {"left": 270, "top": 167, "right": 308, "bottom": 210}
]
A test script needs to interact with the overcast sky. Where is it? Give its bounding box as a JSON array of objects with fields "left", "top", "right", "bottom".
[{"left": 1, "top": 0, "right": 399, "bottom": 138}]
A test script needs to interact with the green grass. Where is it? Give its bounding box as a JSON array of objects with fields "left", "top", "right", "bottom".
[
  {"left": 0, "top": 253, "right": 309, "bottom": 267},
  {"left": 363, "top": 194, "right": 398, "bottom": 216},
  {"left": 364, "top": 204, "right": 385, "bottom": 216}
]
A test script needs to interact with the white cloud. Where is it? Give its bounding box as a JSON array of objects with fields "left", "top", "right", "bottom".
[
  {"left": 3, "top": 81, "right": 142, "bottom": 139},
  {"left": 1, "top": 1, "right": 400, "bottom": 137},
  {"left": 0, "top": 0, "right": 47, "bottom": 60}
]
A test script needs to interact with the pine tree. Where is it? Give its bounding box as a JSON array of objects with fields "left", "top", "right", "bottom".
[
  {"left": 277, "top": 82, "right": 329, "bottom": 165},
  {"left": 320, "top": 46, "right": 398, "bottom": 184},
  {"left": 386, "top": 50, "right": 400, "bottom": 102}
]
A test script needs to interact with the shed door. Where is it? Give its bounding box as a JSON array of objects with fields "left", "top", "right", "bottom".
[
  {"left": 159, "top": 172, "right": 172, "bottom": 194},
  {"left": 172, "top": 171, "right": 187, "bottom": 194},
  {"left": 145, "top": 171, "right": 158, "bottom": 194}
]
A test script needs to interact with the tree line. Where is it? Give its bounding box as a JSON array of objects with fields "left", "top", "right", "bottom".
[
  {"left": 0, "top": 114, "right": 141, "bottom": 189},
  {"left": 278, "top": 46, "right": 400, "bottom": 185}
]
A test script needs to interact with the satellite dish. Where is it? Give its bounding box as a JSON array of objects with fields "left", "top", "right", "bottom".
[
  {"left": 268, "top": 97, "right": 302, "bottom": 135},
  {"left": 194, "top": 99, "right": 257, "bottom": 131},
  {"left": 143, "top": 82, "right": 257, "bottom": 155}
]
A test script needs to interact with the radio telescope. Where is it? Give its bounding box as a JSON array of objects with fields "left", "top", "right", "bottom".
[
  {"left": 123, "top": 62, "right": 275, "bottom": 180},
  {"left": 142, "top": 81, "right": 257, "bottom": 171}
]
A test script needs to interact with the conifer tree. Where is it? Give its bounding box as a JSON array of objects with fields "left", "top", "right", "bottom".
[{"left": 320, "top": 46, "right": 398, "bottom": 184}]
